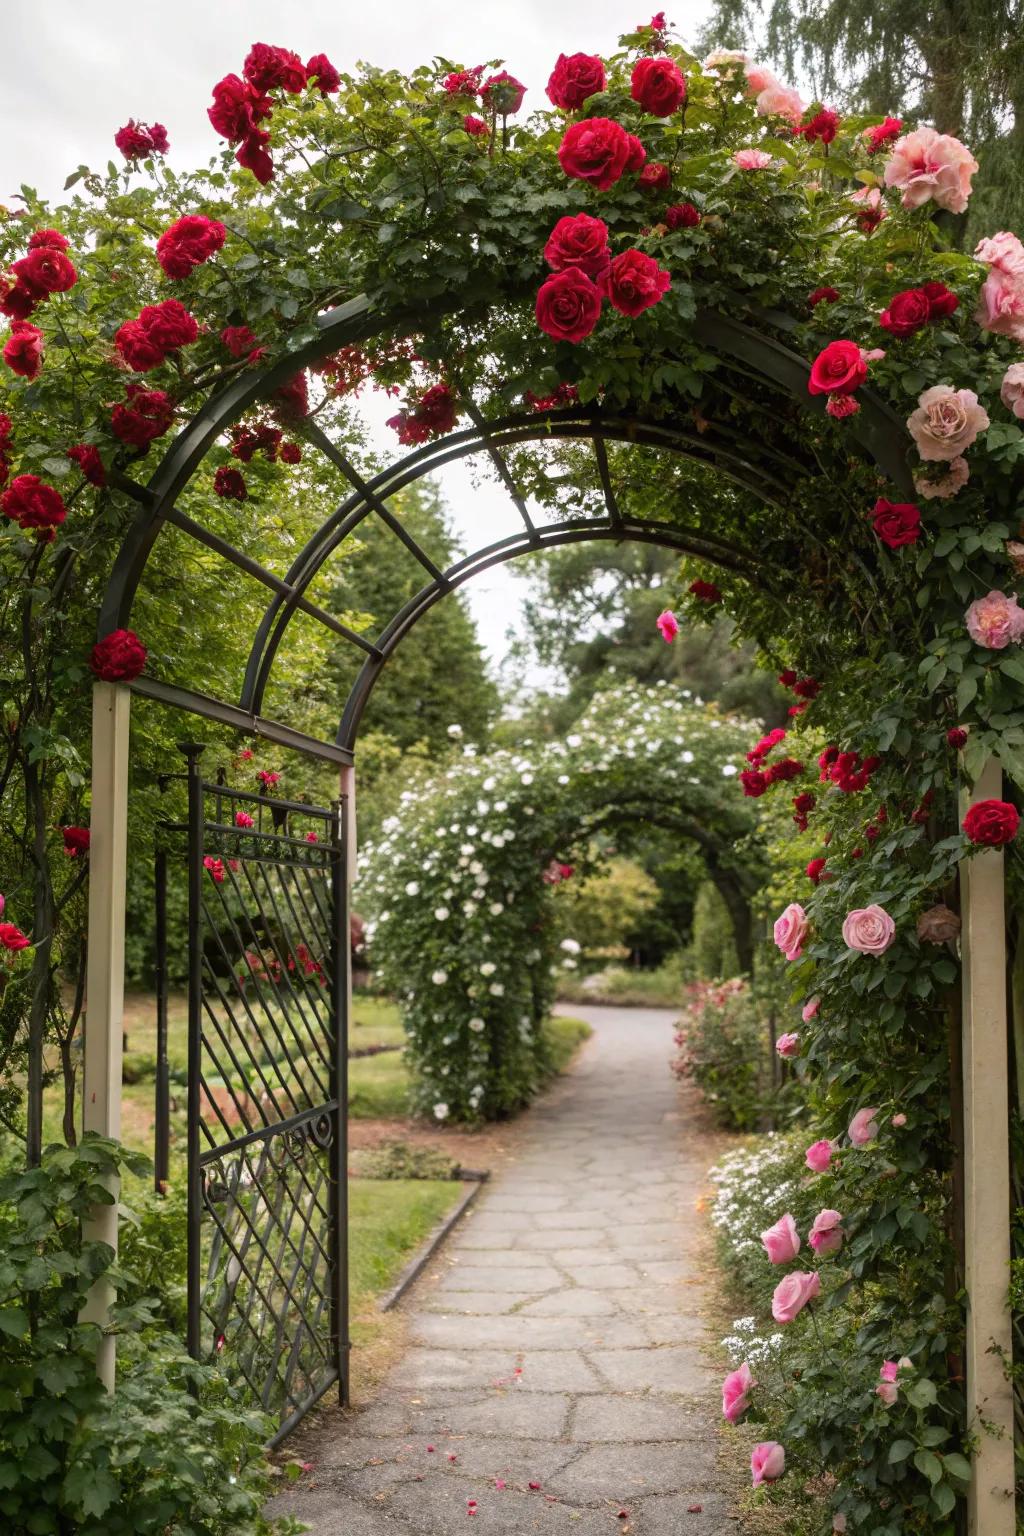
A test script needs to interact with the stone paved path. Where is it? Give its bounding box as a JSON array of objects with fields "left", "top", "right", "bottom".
[{"left": 270, "top": 1005, "right": 735, "bottom": 1534}]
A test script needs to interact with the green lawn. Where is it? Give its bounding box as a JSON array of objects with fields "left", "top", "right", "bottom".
[{"left": 349, "top": 1178, "right": 462, "bottom": 1305}]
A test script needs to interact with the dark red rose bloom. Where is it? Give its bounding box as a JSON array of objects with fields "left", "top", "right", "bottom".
[
  {"left": 138, "top": 299, "right": 198, "bottom": 354},
  {"left": 865, "top": 823, "right": 880, "bottom": 841},
  {"left": 808, "top": 286, "right": 840, "bottom": 307},
  {"left": 947, "top": 726, "right": 968, "bottom": 749},
  {"left": 386, "top": 409, "right": 430, "bottom": 446},
  {"left": 689, "top": 579, "right": 721, "bottom": 603},
  {"left": 208, "top": 75, "right": 271, "bottom": 142},
  {"left": 28, "top": 228, "right": 69, "bottom": 251},
  {"left": 793, "top": 792, "right": 816, "bottom": 814},
  {"left": 631, "top": 56, "right": 686, "bottom": 115},
  {"left": 214, "top": 465, "right": 248, "bottom": 500},
  {"left": 871, "top": 497, "right": 920, "bottom": 549},
  {"left": 806, "top": 857, "right": 828, "bottom": 884},
  {"left": 963, "top": 798, "right": 1020, "bottom": 846},
  {"left": 879, "top": 288, "right": 931, "bottom": 337},
  {"left": 543, "top": 213, "right": 611, "bottom": 280},
  {"left": 525, "top": 383, "right": 579, "bottom": 411},
  {"left": 800, "top": 108, "right": 840, "bottom": 143},
  {"left": 778, "top": 669, "right": 798, "bottom": 686},
  {"left": 0, "top": 922, "right": 31, "bottom": 951},
  {"left": 536, "top": 268, "right": 603, "bottom": 342},
  {"left": 443, "top": 67, "right": 483, "bottom": 96},
  {"left": 558, "top": 117, "right": 633, "bottom": 189},
  {"left": 416, "top": 384, "right": 458, "bottom": 434},
  {"left": 602, "top": 250, "right": 671, "bottom": 317},
  {"left": 3, "top": 321, "right": 44, "bottom": 379},
  {"left": 114, "top": 320, "right": 166, "bottom": 372},
  {"left": 221, "top": 324, "right": 258, "bottom": 357},
  {"left": 807, "top": 340, "right": 866, "bottom": 396},
  {"left": 306, "top": 53, "right": 341, "bottom": 94},
  {"left": 90, "top": 628, "right": 147, "bottom": 682},
  {"left": 67, "top": 444, "right": 106, "bottom": 486},
  {"left": 919, "top": 279, "right": 959, "bottom": 319},
  {"left": 794, "top": 677, "right": 821, "bottom": 699},
  {"left": 280, "top": 442, "right": 302, "bottom": 464},
  {"left": 61, "top": 826, "right": 91, "bottom": 857},
  {"left": 0, "top": 414, "right": 12, "bottom": 443},
  {"left": 12, "top": 248, "right": 77, "bottom": 296},
  {"left": 156, "top": 214, "right": 227, "bottom": 279},
  {"left": 2, "top": 474, "right": 67, "bottom": 539},
  {"left": 864, "top": 116, "right": 903, "bottom": 153},
  {"left": 768, "top": 757, "right": 805, "bottom": 782},
  {"left": 230, "top": 421, "right": 281, "bottom": 462},
  {"left": 480, "top": 71, "right": 526, "bottom": 115},
  {"left": 624, "top": 133, "right": 647, "bottom": 172},
  {"left": 546, "top": 52, "right": 606, "bottom": 110},
  {"left": 638, "top": 161, "right": 671, "bottom": 191},
  {"left": 740, "top": 768, "right": 769, "bottom": 797},
  {"left": 272, "top": 372, "right": 309, "bottom": 421},
  {"left": 111, "top": 385, "right": 175, "bottom": 447},
  {"left": 665, "top": 202, "right": 701, "bottom": 229},
  {"left": 244, "top": 43, "right": 307, "bottom": 94},
  {"left": 464, "top": 114, "right": 489, "bottom": 136},
  {"left": 114, "top": 119, "right": 170, "bottom": 159},
  {"left": 0, "top": 275, "right": 38, "bottom": 321},
  {"left": 236, "top": 129, "right": 274, "bottom": 184}
]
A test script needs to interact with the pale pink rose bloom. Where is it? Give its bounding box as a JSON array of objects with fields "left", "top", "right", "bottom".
[
  {"left": 976, "top": 269, "right": 1024, "bottom": 341},
  {"left": 772, "top": 1270, "right": 820, "bottom": 1323},
  {"left": 756, "top": 82, "right": 805, "bottom": 128},
  {"left": 808, "top": 1208, "right": 843, "bottom": 1256},
  {"left": 750, "top": 1441, "right": 786, "bottom": 1486},
  {"left": 733, "top": 148, "right": 774, "bottom": 170},
  {"left": 744, "top": 64, "right": 778, "bottom": 96},
  {"left": 722, "top": 1361, "right": 756, "bottom": 1422},
  {"left": 773, "top": 901, "right": 809, "bottom": 961},
  {"left": 965, "top": 590, "right": 1024, "bottom": 650},
  {"left": 891, "top": 1112, "right": 907, "bottom": 1127},
  {"left": 907, "top": 384, "right": 989, "bottom": 461},
  {"left": 883, "top": 126, "right": 979, "bottom": 213},
  {"left": 805, "top": 1138, "right": 836, "bottom": 1173},
  {"left": 850, "top": 186, "right": 884, "bottom": 214},
  {"left": 833, "top": 1517, "right": 847, "bottom": 1534},
  {"left": 656, "top": 609, "right": 679, "bottom": 643},
  {"left": 761, "top": 1212, "right": 801, "bottom": 1265},
  {"left": 848, "top": 1106, "right": 880, "bottom": 1146},
  {"left": 802, "top": 996, "right": 820, "bottom": 1022},
  {"left": 1001, "top": 362, "right": 1024, "bottom": 419},
  {"left": 876, "top": 1378, "right": 899, "bottom": 1406},
  {"left": 842, "top": 904, "right": 895, "bottom": 956},
  {"left": 975, "top": 231, "right": 1024, "bottom": 275},
  {"left": 776, "top": 1032, "right": 800, "bottom": 1058},
  {"left": 913, "top": 456, "right": 969, "bottom": 499},
  {"left": 862, "top": 346, "right": 887, "bottom": 362},
  {"left": 703, "top": 49, "right": 750, "bottom": 73}
]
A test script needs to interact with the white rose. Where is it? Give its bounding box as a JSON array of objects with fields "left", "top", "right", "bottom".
[
  {"left": 431, "top": 970, "right": 447, "bottom": 985},
  {"left": 468, "top": 1017, "right": 485, "bottom": 1033},
  {"left": 434, "top": 907, "right": 449, "bottom": 921},
  {"left": 433, "top": 1102, "right": 449, "bottom": 1119}
]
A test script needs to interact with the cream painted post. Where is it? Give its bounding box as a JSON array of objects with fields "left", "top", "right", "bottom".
[
  {"left": 81, "top": 681, "right": 131, "bottom": 1390},
  {"left": 960, "top": 755, "right": 1016, "bottom": 1535}
]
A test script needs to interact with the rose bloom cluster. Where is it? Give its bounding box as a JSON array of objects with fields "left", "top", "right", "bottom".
[
  {"left": 207, "top": 42, "right": 341, "bottom": 184},
  {"left": 536, "top": 212, "right": 671, "bottom": 344},
  {"left": 2, "top": 228, "right": 78, "bottom": 381},
  {"left": 386, "top": 383, "right": 459, "bottom": 446}
]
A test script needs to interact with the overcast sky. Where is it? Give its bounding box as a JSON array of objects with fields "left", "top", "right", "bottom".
[{"left": 5, "top": 0, "right": 718, "bottom": 680}]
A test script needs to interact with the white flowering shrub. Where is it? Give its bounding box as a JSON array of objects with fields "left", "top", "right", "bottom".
[{"left": 359, "top": 683, "right": 762, "bottom": 1119}]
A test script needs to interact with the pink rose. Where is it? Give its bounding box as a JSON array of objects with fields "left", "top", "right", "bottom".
[
  {"left": 850, "top": 186, "right": 886, "bottom": 232},
  {"left": 744, "top": 64, "right": 777, "bottom": 95},
  {"left": 875, "top": 1357, "right": 911, "bottom": 1406},
  {"left": 771, "top": 1270, "right": 820, "bottom": 1323},
  {"left": 761, "top": 1212, "right": 800, "bottom": 1264},
  {"left": 975, "top": 233, "right": 1024, "bottom": 342},
  {"left": 913, "top": 456, "right": 969, "bottom": 499},
  {"left": 756, "top": 82, "right": 805, "bottom": 128},
  {"left": 808, "top": 1208, "right": 843, "bottom": 1256},
  {"left": 776, "top": 1032, "right": 800, "bottom": 1058},
  {"left": 1000, "top": 362, "right": 1024, "bottom": 419},
  {"left": 842, "top": 904, "right": 895, "bottom": 955},
  {"left": 848, "top": 1106, "right": 880, "bottom": 1146},
  {"left": 656, "top": 609, "right": 679, "bottom": 643},
  {"left": 876, "top": 1378, "right": 898, "bottom": 1407},
  {"left": 773, "top": 902, "right": 808, "bottom": 961},
  {"left": 733, "top": 148, "right": 773, "bottom": 170},
  {"left": 805, "top": 1138, "right": 836, "bottom": 1173},
  {"left": 891, "top": 1112, "right": 907, "bottom": 1127},
  {"left": 907, "top": 384, "right": 989, "bottom": 461},
  {"left": 966, "top": 590, "right": 1024, "bottom": 650},
  {"left": 975, "top": 231, "right": 1024, "bottom": 275},
  {"left": 751, "top": 1442, "right": 785, "bottom": 1487},
  {"left": 833, "top": 1518, "right": 847, "bottom": 1534},
  {"left": 883, "top": 126, "right": 978, "bottom": 213},
  {"left": 802, "top": 997, "right": 820, "bottom": 1022},
  {"left": 722, "top": 1361, "right": 755, "bottom": 1422}
]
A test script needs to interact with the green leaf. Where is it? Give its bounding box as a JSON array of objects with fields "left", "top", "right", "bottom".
[
  {"left": 888, "top": 1439, "right": 915, "bottom": 1463},
  {"left": 931, "top": 1481, "right": 956, "bottom": 1517},
  {"left": 63, "top": 1463, "right": 119, "bottom": 1518},
  {"left": 914, "top": 1449, "right": 943, "bottom": 1485},
  {"left": 0, "top": 1307, "right": 28, "bottom": 1338},
  {"left": 941, "top": 1453, "right": 972, "bottom": 1484},
  {"left": 956, "top": 674, "right": 978, "bottom": 714}
]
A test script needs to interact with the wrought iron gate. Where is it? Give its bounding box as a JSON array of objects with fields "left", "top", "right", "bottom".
[{"left": 167, "top": 746, "right": 349, "bottom": 1441}]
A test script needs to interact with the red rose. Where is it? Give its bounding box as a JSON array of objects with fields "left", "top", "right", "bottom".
[
  {"left": 826, "top": 393, "right": 860, "bottom": 418},
  {"left": 624, "top": 133, "right": 646, "bottom": 172},
  {"left": 90, "top": 628, "right": 147, "bottom": 682},
  {"left": 272, "top": 373, "right": 309, "bottom": 421},
  {"left": 767, "top": 758, "right": 804, "bottom": 782},
  {"left": 463, "top": 115, "right": 489, "bottom": 136},
  {"left": 0, "top": 276, "right": 38, "bottom": 321},
  {"left": 535, "top": 268, "right": 603, "bottom": 343},
  {"left": 28, "top": 229, "right": 69, "bottom": 251},
  {"left": 558, "top": 117, "right": 633, "bottom": 190},
  {"left": 807, "top": 339, "right": 866, "bottom": 396},
  {"left": 2, "top": 474, "right": 67, "bottom": 539},
  {"left": 416, "top": 384, "right": 458, "bottom": 434},
  {"left": 800, "top": 108, "right": 840, "bottom": 143},
  {"left": 920, "top": 280, "right": 959, "bottom": 319},
  {"left": 631, "top": 56, "right": 686, "bottom": 115},
  {"left": 740, "top": 769, "right": 769, "bottom": 797},
  {"left": 114, "top": 320, "right": 166, "bottom": 373},
  {"left": 156, "top": 214, "right": 227, "bottom": 279},
  {"left": 236, "top": 129, "right": 274, "bottom": 184},
  {"left": 111, "top": 385, "right": 175, "bottom": 447},
  {"left": 214, "top": 465, "right": 248, "bottom": 500},
  {"left": 243, "top": 43, "right": 307, "bottom": 93},
  {"left": 793, "top": 791, "right": 816, "bottom": 813},
  {"left": 864, "top": 117, "right": 902, "bottom": 153},
  {"left": 306, "top": 53, "right": 341, "bottom": 94},
  {"left": 963, "top": 799, "right": 1019, "bottom": 846},
  {"left": 778, "top": 669, "right": 797, "bottom": 686},
  {"left": 3, "top": 321, "right": 44, "bottom": 379},
  {"left": 808, "top": 286, "right": 839, "bottom": 307},
  {"left": 386, "top": 410, "right": 429, "bottom": 446},
  {"left": 221, "top": 324, "right": 258, "bottom": 357},
  {"left": 114, "top": 119, "right": 170, "bottom": 159},
  {"left": 638, "top": 161, "right": 671, "bottom": 191},
  {"left": 543, "top": 213, "right": 611, "bottom": 280},
  {"left": 231, "top": 421, "right": 281, "bottom": 461},
  {"left": 879, "top": 288, "right": 931, "bottom": 337},
  {"left": 67, "top": 444, "right": 106, "bottom": 486},
  {"left": 546, "top": 53, "right": 606, "bottom": 111},
  {"left": 794, "top": 677, "right": 821, "bottom": 699},
  {"left": 871, "top": 498, "right": 920, "bottom": 549},
  {"left": 11, "top": 248, "right": 77, "bottom": 296},
  {"left": 62, "top": 826, "right": 91, "bottom": 857},
  {"left": 138, "top": 299, "right": 198, "bottom": 353},
  {"left": 480, "top": 71, "right": 526, "bottom": 115},
  {"left": 806, "top": 857, "right": 828, "bottom": 884},
  {"left": 0, "top": 922, "right": 31, "bottom": 952},
  {"left": 689, "top": 579, "right": 721, "bottom": 602},
  {"left": 208, "top": 75, "right": 272, "bottom": 142},
  {"left": 947, "top": 726, "right": 968, "bottom": 749},
  {"left": 601, "top": 249, "right": 671, "bottom": 317},
  {"left": 280, "top": 442, "right": 302, "bottom": 464},
  {"left": 443, "top": 67, "right": 483, "bottom": 97},
  {"left": 665, "top": 202, "right": 701, "bottom": 229}
]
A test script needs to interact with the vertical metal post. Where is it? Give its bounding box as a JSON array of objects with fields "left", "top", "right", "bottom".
[
  {"left": 81, "top": 681, "right": 131, "bottom": 1390},
  {"left": 180, "top": 744, "right": 206, "bottom": 1360},
  {"left": 960, "top": 756, "right": 1015, "bottom": 1536},
  {"left": 154, "top": 848, "right": 170, "bottom": 1196},
  {"left": 330, "top": 792, "right": 351, "bottom": 1405}
]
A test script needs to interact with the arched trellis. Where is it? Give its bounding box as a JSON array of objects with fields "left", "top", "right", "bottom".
[{"left": 81, "top": 290, "right": 1012, "bottom": 1525}]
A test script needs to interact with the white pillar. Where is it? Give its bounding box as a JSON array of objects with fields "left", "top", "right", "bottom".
[
  {"left": 960, "top": 755, "right": 1016, "bottom": 1534},
  {"left": 81, "top": 681, "right": 131, "bottom": 1390}
]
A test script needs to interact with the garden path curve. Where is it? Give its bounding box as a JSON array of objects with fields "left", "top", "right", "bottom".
[{"left": 270, "top": 1005, "right": 737, "bottom": 1534}]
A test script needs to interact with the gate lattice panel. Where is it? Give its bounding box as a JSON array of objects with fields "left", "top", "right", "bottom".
[{"left": 178, "top": 748, "right": 348, "bottom": 1440}]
